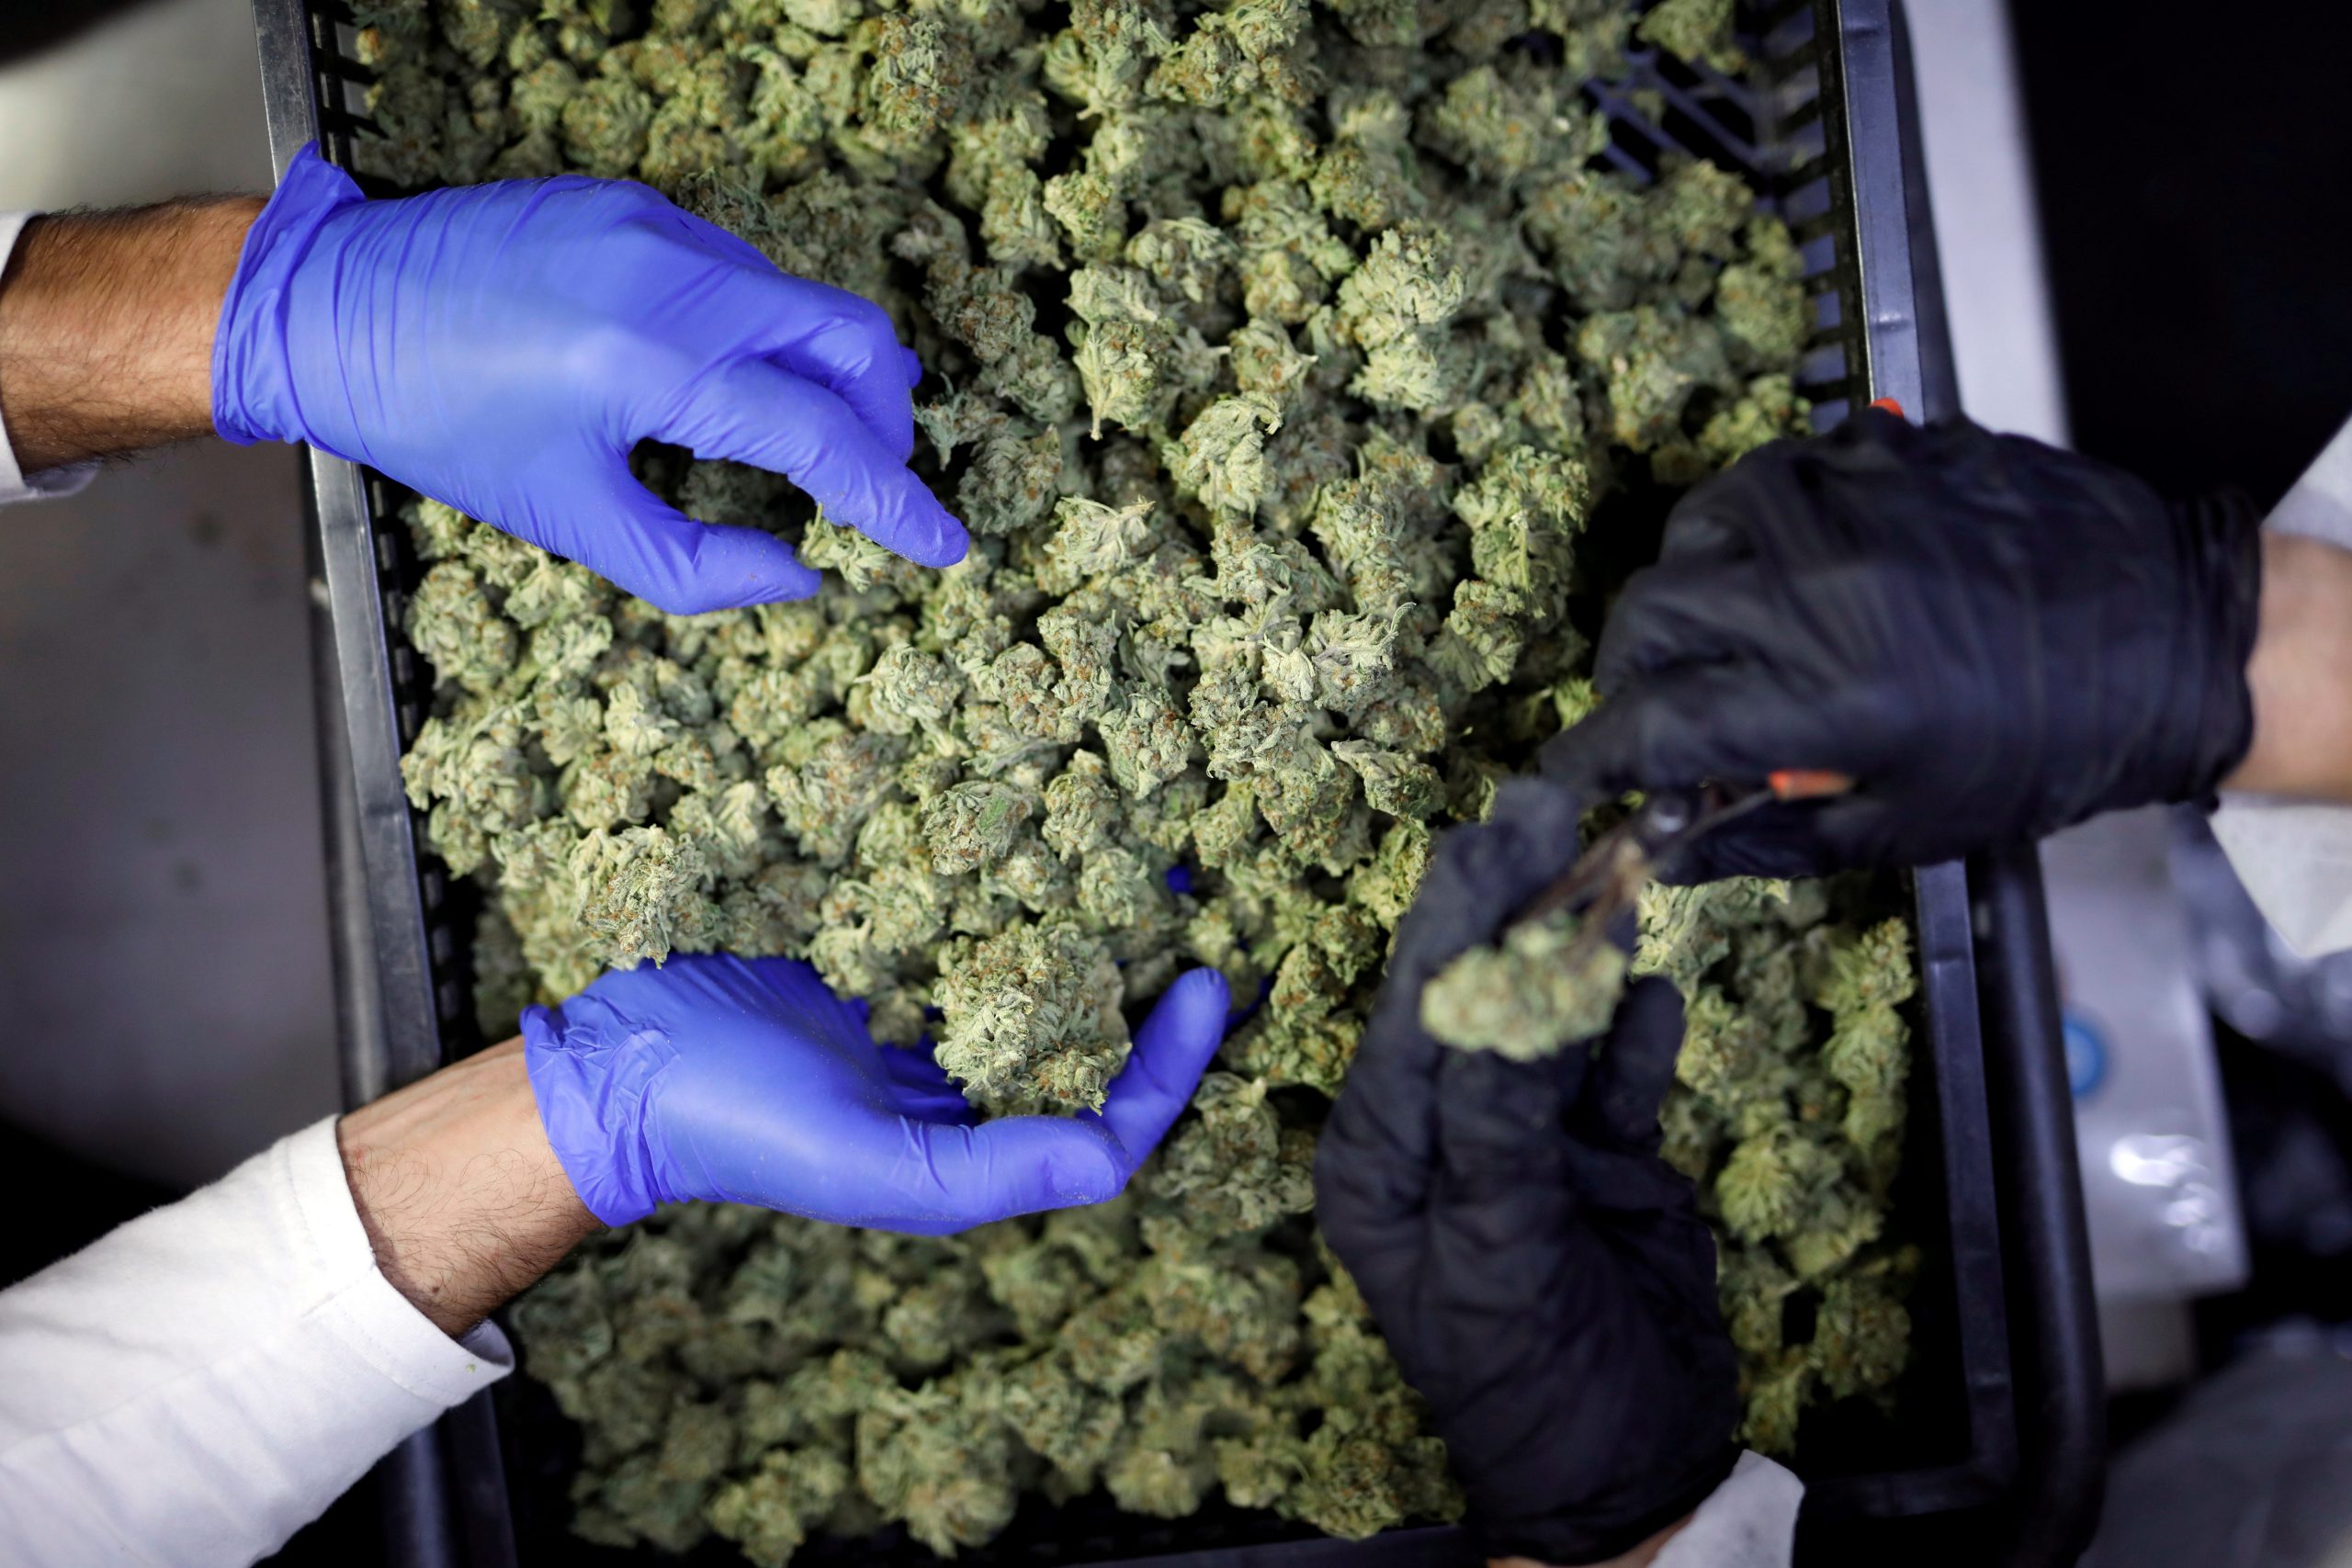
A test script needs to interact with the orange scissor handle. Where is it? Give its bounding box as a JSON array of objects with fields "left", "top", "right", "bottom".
[{"left": 1768, "top": 769, "right": 1854, "bottom": 801}]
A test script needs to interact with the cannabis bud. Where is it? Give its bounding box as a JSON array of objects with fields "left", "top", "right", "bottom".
[{"left": 1419, "top": 913, "right": 1628, "bottom": 1058}]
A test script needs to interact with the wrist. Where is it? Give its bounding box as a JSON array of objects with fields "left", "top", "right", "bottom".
[
  {"left": 0, "top": 196, "right": 262, "bottom": 471},
  {"left": 2222, "top": 533, "right": 2352, "bottom": 802},
  {"left": 337, "top": 1038, "right": 601, "bottom": 1337},
  {"left": 522, "top": 1001, "right": 671, "bottom": 1226},
  {"left": 210, "top": 143, "right": 367, "bottom": 450}
]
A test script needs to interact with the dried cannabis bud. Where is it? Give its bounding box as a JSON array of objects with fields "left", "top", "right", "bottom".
[
  {"left": 932, "top": 922, "right": 1127, "bottom": 1112},
  {"left": 1637, "top": 0, "right": 1746, "bottom": 75},
  {"left": 365, "top": 0, "right": 1906, "bottom": 1553},
  {"left": 1645, "top": 878, "right": 1920, "bottom": 1452},
  {"left": 1419, "top": 913, "right": 1629, "bottom": 1058}
]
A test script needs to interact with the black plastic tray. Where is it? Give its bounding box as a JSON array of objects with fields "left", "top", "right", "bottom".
[{"left": 250, "top": 0, "right": 2104, "bottom": 1562}]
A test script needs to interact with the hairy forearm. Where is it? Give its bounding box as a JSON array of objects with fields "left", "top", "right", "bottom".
[
  {"left": 336, "top": 1038, "right": 599, "bottom": 1338},
  {"left": 2223, "top": 533, "right": 2352, "bottom": 803},
  {"left": 0, "top": 196, "right": 260, "bottom": 471}
]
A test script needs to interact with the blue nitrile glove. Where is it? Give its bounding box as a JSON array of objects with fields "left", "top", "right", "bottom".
[
  {"left": 524, "top": 953, "right": 1232, "bottom": 1232},
  {"left": 212, "top": 143, "right": 967, "bottom": 614}
]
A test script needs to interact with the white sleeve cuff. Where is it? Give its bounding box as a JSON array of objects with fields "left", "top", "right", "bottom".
[
  {"left": 2210, "top": 794, "right": 2352, "bottom": 958},
  {"left": 0, "top": 209, "right": 98, "bottom": 505},
  {"left": 0, "top": 1116, "right": 511, "bottom": 1567},
  {"left": 1654, "top": 1451, "right": 1804, "bottom": 1568},
  {"left": 278, "top": 1116, "right": 516, "bottom": 1397}
]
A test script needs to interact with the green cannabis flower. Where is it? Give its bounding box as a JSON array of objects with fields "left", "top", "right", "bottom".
[
  {"left": 1645, "top": 875, "right": 1921, "bottom": 1450},
  {"left": 932, "top": 922, "right": 1127, "bottom": 1112},
  {"left": 367, "top": 0, "right": 1915, "bottom": 1554},
  {"left": 1636, "top": 0, "right": 1746, "bottom": 74},
  {"left": 1420, "top": 915, "right": 1629, "bottom": 1058}
]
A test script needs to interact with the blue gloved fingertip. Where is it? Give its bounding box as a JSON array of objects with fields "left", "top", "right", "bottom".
[
  {"left": 726, "top": 543, "right": 823, "bottom": 606},
  {"left": 742, "top": 570, "right": 822, "bottom": 604},
  {"left": 884, "top": 522, "right": 967, "bottom": 571},
  {"left": 877, "top": 489, "right": 968, "bottom": 569},
  {"left": 1046, "top": 1136, "right": 1125, "bottom": 1207},
  {"left": 1122, "top": 967, "right": 1233, "bottom": 1083},
  {"left": 919, "top": 500, "right": 972, "bottom": 567},
  {"left": 1168, "top": 964, "right": 1232, "bottom": 1018},
  {"left": 899, "top": 345, "right": 923, "bottom": 388}
]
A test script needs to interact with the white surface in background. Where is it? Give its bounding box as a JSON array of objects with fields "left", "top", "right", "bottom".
[
  {"left": 0, "top": 0, "right": 336, "bottom": 1187},
  {"left": 0, "top": 0, "right": 274, "bottom": 208},
  {"left": 2041, "top": 808, "right": 2248, "bottom": 1390},
  {"left": 1904, "top": 0, "right": 2070, "bottom": 445}
]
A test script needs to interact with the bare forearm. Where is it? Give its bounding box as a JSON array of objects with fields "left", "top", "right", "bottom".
[
  {"left": 2223, "top": 533, "right": 2352, "bottom": 803},
  {"left": 0, "top": 197, "right": 260, "bottom": 471},
  {"left": 336, "top": 1038, "right": 598, "bottom": 1337}
]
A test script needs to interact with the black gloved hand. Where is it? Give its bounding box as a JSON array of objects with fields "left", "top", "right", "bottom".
[
  {"left": 1544, "top": 409, "right": 2263, "bottom": 879},
  {"left": 1316, "top": 779, "right": 1740, "bottom": 1565}
]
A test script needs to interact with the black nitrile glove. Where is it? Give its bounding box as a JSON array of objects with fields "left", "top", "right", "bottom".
[
  {"left": 1544, "top": 409, "right": 2264, "bottom": 879},
  {"left": 1317, "top": 779, "right": 1740, "bottom": 1565}
]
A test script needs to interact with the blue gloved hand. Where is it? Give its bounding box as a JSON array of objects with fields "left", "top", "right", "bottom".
[
  {"left": 212, "top": 144, "right": 967, "bottom": 614},
  {"left": 524, "top": 953, "right": 1233, "bottom": 1232}
]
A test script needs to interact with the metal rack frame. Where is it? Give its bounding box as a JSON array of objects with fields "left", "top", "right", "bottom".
[{"left": 249, "top": 0, "right": 2103, "bottom": 1561}]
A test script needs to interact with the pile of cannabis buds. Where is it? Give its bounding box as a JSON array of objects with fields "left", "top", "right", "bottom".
[{"left": 366, "top": 0, "right": 1920, "bottom": 1558}]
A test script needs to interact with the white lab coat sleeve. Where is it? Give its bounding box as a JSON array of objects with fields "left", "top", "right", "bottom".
[
  {"left": 0, "top": 209, "right": 100, "bottom": 504},
  {"left": 0, "top": 1115, "right": 514, "bottom": 1568},
  {"left": 1652, "top": 1452, "right": 1804, "bottom": 1568},
  {"left": 2210, "top": 412, "right": 2352, "bottom": 957}
]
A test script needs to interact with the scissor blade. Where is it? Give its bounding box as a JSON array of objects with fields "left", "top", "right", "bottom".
[
  {"left": 1506, "top": 784, "right": 1778, "bottom": 936},
  {"left": 1509, "top": 798, "right": 1680, "bottom": 932},
  {"left": 1634, "top": 784, "right": 1778, "bottom": 880}
]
